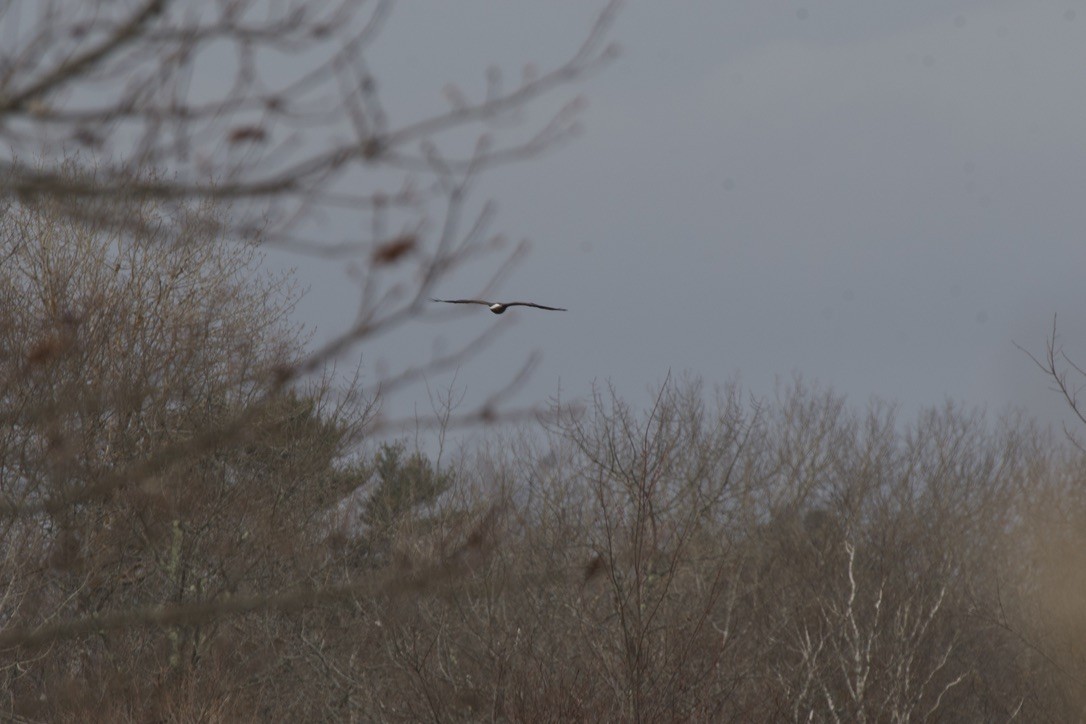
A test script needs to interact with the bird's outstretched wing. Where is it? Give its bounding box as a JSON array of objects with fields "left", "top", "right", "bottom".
[
  {"left": 431, "top": 298, "right": 491, "bottom": 306},
  {"left": 504, "top": 302, "right": 567, "bottom": 312}
]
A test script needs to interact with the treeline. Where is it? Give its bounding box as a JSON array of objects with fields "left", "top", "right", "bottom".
[{"left": 1, "top": 194, "right": 1085, "bottom": 721}]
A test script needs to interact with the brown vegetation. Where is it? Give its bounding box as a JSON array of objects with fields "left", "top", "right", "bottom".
[
  {"left": 1, "top": 2, "right": 1085, "bottom": 720},
  {"left": 3, "top": 220, "right": 1084, "bottom": 717}
]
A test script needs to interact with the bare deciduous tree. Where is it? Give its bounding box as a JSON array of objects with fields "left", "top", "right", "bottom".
[{"left": 0, "top": 187, "right": 376, "bottom": 717}]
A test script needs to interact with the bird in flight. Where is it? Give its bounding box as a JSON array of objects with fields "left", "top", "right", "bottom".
[{"left": 431, "top": 298, "right": 567, "bottom": 314}]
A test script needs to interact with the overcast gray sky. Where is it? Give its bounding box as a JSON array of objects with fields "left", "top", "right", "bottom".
[{"left": 277, "top": 1, "right": 1086, "bottom": 432}]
